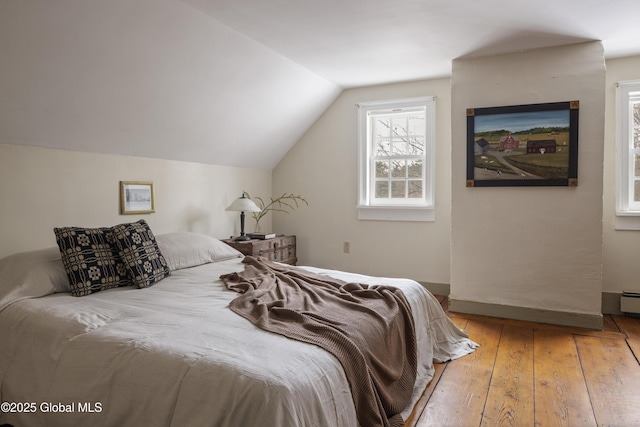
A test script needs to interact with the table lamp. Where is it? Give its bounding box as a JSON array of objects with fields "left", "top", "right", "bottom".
[{"left": 226, "top": 193, "right": 261, "bottom": 241}]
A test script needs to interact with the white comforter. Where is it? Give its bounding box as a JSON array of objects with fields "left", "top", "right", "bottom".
[{"left": 0, "top": 258, "right": 475, "bottom": 427}]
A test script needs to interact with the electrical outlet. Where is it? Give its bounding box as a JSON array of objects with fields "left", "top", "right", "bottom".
[{"left": 343, "top": 242, "right": 350, "bottom": 253}]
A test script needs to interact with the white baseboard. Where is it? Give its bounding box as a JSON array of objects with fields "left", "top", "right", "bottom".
[
  {"left": 418, "top": 281, "right": 450, "bottom": 296},
  {"left": 601, "top": 291, "right": 623, "bottom": 315},
  {"left": 418, "top": 283, "right": 623, "bottom": 328},
  {"left": 449, "top": 298, "right": 603, "bottom": 330}
]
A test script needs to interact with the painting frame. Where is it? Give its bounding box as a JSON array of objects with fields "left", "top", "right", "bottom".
[
  {"left": 120, "top": 181, "right": 155, "bottom": 215},
  {"left": 466, "top": 101, "right": 579, "bottom": 187}
]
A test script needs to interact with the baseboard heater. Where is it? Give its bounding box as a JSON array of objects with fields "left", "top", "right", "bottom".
[{"left": 621, "top": 291, "right": 640, "bottom": 314}]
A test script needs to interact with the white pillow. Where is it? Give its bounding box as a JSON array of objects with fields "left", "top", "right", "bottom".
[
  {"left": 156, "top": 232, "right": 242, "bottom": 271},
  {"left": 0, "top": 247, "right": 70, "bottom": 312}
]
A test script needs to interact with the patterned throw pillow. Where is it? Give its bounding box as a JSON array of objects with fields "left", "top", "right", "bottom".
[
  {"left": 110, "top": 220, "right": 170, "bottom": 288},
  {"left": 54, "top": 227, "right": 131, "bottom": 297}
]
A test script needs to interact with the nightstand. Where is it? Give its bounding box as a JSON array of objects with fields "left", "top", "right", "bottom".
[{"left": 223, "top": 235, "right": 297, "bottom": 265}]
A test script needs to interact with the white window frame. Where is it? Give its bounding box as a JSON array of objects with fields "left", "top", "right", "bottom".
[
  {"left": 357, "top": 96, "right": 435, "bottom": 221},
  {"left": 616, "top": 80, "right": 640, "bottom": 230}
]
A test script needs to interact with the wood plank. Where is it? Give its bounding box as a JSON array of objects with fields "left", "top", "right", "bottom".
[
  {"left": 481, "top": 325, "right": 534, "bottom": 427},
  {"left": 416, "top": 320, "right": 502, "bottom": 427},
  {"left": 613, "top": 314, "right": 640, "bottom": 359},
  {"left": 404, "top": 363, "right": 447, "bottom": 427},
  {"left": 576, "top": 335, "right": 640, "bottom": 426},
  {"left": 533, "top": 330, "right": 597, "bottom": 426},
  {"left": 450, "top": 316, "right": 469, "bottom": 331}
]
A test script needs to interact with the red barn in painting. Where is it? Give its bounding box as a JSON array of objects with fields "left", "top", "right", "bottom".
[
  {"left": 526, "top": 140, "right": 557, "bottom": 154},
  {"left": 499, "top": 135, "right": 519, "bottom": 149}
]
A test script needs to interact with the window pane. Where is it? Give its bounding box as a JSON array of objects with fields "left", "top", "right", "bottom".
[
  {"left": 392, "top": 138, "right": 407, "bottom": 155},
  {"left": 408, "top": 180, "right": 422, "bottom": 198},
  {"left": 635, "top": 179, "right": 640, "bottom": 203},
  {"left": 375, "top": 181, "right": 389, "bottom": 198},
  {"left": 635, "top": 127, "right": 640, "bottom": 149},
  {"left": 376, "top": 118, "right": 391, "bottom": 138},
  {"left": 407, "top": 137, "right": 424, "bottom": 155},
  {"left": 634, "top": 102, "right": 640, "bottom": 126},
  {"left": 407, "top": 115, "right": 425, "bottom": 136},
  {"left": 408, "top": 159, "right": 423, "bottom": 178},
  {"left": 635, "top": 154, "right": 640, "bottom": 177},
  {"left": 375, "top": 160, "right": 389, "bottom": 178},
  {"left": 391, "top": 160, "right": 406, "bottom": 178},
  {"left": 393, "top": 117, "right": 408, "bottom": 137},
  {"left": 391, "top": 181, "right": 405, "bottom": 198},
  {"left": 376, "top": 138, "right": 390, "bottom": 156}
]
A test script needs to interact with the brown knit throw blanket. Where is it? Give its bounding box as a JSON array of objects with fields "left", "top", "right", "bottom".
[{"left": 220, "top": 256, "right": 417, "bottom": 427}]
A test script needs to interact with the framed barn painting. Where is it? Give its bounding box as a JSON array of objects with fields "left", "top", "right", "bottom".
[{"left": 466, "top": 101, "right": 579, "bottom": 187}]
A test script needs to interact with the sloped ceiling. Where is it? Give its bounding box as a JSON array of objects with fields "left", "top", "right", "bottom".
[
  {"left": 2, "top": 0, "right": 640, "bottom": 169},
  {"left": 0, "top": 0, "right": 341, "bottom": 169}
]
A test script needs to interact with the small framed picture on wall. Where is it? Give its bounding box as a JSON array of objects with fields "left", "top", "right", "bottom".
[{"left": 120, "top": 181, "right": 155, "bottom": 214}]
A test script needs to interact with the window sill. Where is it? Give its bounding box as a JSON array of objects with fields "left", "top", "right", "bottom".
[
  {"left": 357, "top": 205, "right": 435, "bottom": 222},
  {"left": 615, "top": 212, "right": 640, "bottom": 230}
]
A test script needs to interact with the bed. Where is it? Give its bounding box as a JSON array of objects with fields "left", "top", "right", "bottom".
[{"left": 0, "top": 224, "right": 476, "bottom": 427}]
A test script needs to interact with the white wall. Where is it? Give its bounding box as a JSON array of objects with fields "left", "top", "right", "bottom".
[
  {"left": 0, "top": 144, "right": 271, "bottom": 259},
  {"left": 602, "top": 56, "right": 640, "bottom": 294},
  {"left": 272, "top": 78, "right": 452, "bottom": 284},
  {"left": 450, "top": 42, "right": 606, "bottom": 327}
]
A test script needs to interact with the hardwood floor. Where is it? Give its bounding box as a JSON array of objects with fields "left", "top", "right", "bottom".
[{"left": 405, "top": 296, "right": 640, "bottom": 427}]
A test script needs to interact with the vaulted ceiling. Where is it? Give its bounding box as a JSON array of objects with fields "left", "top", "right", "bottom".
[{"left": 2, "top": 0, "right": 640, "bottom": 169}]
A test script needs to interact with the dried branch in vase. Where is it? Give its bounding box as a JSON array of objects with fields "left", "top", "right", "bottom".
[{"left": 244, "top": 192, "right": 308, "bottom": 232}]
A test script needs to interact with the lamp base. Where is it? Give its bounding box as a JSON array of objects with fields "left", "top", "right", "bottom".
[{"left": 234, "top": 235, "right": 251, "bottom": 241}]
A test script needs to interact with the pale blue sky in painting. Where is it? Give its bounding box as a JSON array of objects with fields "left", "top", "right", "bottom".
[{"left": 475, "top": 110, "right": 570, "bottom": 133}]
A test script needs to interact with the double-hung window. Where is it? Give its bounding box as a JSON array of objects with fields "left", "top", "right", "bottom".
[
  {"left": 616, "top": 80, "right": 640, "bottom": 229},
  {"left": 357, "top": 96, "right": 435, "bottom": 221}
]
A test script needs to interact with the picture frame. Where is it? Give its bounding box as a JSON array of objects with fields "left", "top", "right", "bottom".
[
  {"left": 120, "top": 181, "right": 155, "bottom": 214},
  {"left": 466, "top": 101, "right": 579, "bottom": 187}
]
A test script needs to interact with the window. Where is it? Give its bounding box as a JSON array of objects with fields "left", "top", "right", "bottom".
[
  {"left": 616, "top": 80, "right": 640, "bottom": 229},
  {"left": 357, "top": 97, "right": 435, "bottom": 221}
]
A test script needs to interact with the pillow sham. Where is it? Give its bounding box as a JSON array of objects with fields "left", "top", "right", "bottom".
[
  {"left": 54, "top": 227, "right": 131, "bottom": 297},
  {"left": 0, "top": 247, "right": 70, "bottom": 312},
  {"left": 156, "top": 232, "right": 243, "bottom": 271},
  {"left": 110, "top": 220, "right": 170, "bottom": 288}
]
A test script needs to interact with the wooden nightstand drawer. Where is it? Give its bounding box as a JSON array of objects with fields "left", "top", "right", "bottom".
[{"left": 223, "top": 235, "right": 297, "bottom": 265}]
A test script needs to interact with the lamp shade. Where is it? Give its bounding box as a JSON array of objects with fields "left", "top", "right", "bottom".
[{"left": 226, "top": 195, "right": 261, "bottom": 212}]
